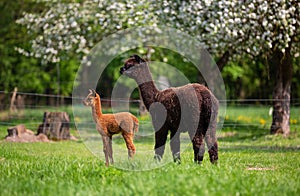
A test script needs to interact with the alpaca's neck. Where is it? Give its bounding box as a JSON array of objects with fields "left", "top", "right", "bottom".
[
  {"left": 92, "top": 95, "right": 102, "bottom": 122},
  {"left": 138, "top": 82, "right": 160, "bottom": 110},
  {"left": 134, "top": 63, "right": 160, "bottom": 110},
  {"left": 134, "top": 63, "right": 154, "bottom": 84}
]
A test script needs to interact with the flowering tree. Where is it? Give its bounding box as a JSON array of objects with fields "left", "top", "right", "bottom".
[
  {"left": 161, "top": 0, "right": 299, "bottom": 135},
  {"left": 17, "top": 0, "right": 299, "bottom": 135},
  {"left": 16, "top": 0, "right": 160, "bottom": 97},
  {"left": 130, "top": 0, "right": 295, "bottom": 136},
  {"left": 16, "top": 0, "right": 160, "bottom": 64}
]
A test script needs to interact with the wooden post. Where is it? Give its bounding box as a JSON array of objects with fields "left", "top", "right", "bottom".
[{"left": 10, "top": 87, "right": 18, "bottom": 113}]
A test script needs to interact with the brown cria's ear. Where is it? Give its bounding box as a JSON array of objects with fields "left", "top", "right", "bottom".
[{"left": 91, "top": 89, "right": 97, "bottom": 97}]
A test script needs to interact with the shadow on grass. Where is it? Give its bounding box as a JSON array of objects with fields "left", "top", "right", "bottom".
[
  {"left": 221, "top": 144, "right": 300, "bottom": 153},
  {"left": 219, "top": 119, "right": 269, "bottom": 142},
  {"left": 219, "top": 120, "right": 300, "bottom": 153}
]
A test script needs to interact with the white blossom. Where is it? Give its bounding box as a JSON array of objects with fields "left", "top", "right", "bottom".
[{"left": 16, "top": 0, "right": 299, "bottom": 64}]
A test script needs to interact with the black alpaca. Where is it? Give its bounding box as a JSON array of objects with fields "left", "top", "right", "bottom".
[{"left": 120, "top": 55, "right": 219, "bottom": 164}]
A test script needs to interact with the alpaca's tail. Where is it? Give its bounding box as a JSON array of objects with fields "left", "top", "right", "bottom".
[
  {"left": 132, "top": 116, "right": 139, "bottom": 133},
  {"left": 208, "top": 95, "right": 218, "bottom": 134}
]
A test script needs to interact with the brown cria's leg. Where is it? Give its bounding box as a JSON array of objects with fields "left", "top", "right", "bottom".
[
  {"left": 170, "top": 129, "right": 181, "bottom": 163},
  {"left": 101, "top": 135, "right": 110, "bottom": 166},
  {"left": 122, "top": 132, "right": 136, "bottom": 158},
  {"left": 108, "top": 135, "right": 114, "bottom": 164},
  {"left": 154, "top": 127, "right": 169, "bottom": 161}
]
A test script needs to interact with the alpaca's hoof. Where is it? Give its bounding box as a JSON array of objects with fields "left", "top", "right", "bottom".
[
  {"left": 209, "top": 155, "right": 218, "bottom": 164},
  {"left": 173, "top": 152, "right": 181, "bottom": 164},
  {"left": 154, "top": 154, "right": 162, "bottom": 162},
  {"left": 194, "top": 155, "right": 204, "bottom": 165},
  {"left": 211, "top": 160, "right": 218, "bottom": 165},
  {"left": 194, "top": 160, "right": 202, "bottom": 165},
  {"left": 173, "top": 157, "right": 181, "bottom": 164}
]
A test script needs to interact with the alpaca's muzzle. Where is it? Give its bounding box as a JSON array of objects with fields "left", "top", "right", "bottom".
[{"left": 120, "top": 67, "right": 126, "bottom": 74}]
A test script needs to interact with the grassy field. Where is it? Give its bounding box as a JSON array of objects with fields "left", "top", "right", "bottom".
[{"left": 0, "top": 106, "right": 299, "bottom": 195}]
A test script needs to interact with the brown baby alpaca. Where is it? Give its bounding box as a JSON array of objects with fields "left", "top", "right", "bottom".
[
  {"left": 120, "top": 55, "right": 219, "bottom": 164},
  {"left": 83, "top": 89, "right": 139, "bottom": 166}
]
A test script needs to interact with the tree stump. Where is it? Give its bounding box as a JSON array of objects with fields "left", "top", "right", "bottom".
[
  {"left": 7, "top": 124, "right": 27, "bottom": 137},
  {"left": 37, "top": 112, "right": 70, "bottom": 140},
  {"left": 5, "top": 124, "right": 47, "bottom": 143}
]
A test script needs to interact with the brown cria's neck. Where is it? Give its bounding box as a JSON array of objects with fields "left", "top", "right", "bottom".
[
  {"left": 138, "top": 81, "right": 160, "bottom": 110},
  {"left": 92, "top": 93, "right": 102, "bottom": 123}
]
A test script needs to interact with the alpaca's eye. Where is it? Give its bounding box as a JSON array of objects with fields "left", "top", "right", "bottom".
[{"left": 126, "top": 64, "right": 134, "bottom": 69}]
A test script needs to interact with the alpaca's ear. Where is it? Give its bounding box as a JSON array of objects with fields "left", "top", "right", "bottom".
[
  {"left": 91, "top": 89, "right": 97, "bottom": 97},
  {"left": 89, "top": 89, "right": 93, "bottom": 94},
  {"left": 132, "top": 54, "right": 145, "bottom": 63}
]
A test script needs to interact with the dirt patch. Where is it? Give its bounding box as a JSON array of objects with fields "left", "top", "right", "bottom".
[
  {"left": 4, "top": 124, "right": 77, "bottom": 143},
  {"left": 217, "top": 131, "right": 237, "bottom": 138},
  {"left": 5, "top": 133, "right": 50, "bottom": 143}
]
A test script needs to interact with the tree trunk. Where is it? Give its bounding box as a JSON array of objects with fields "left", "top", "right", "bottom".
[
  {"left": 270, "top": 48, "right": 292, "bottom": 136},
  {"left": 37, "top": 112, "right": 71, "bottom": 140},
  {"left": 216, "top": 51, "right": 231, "bottom": 72},
  {"left": 200, "top": 49, "right": 230, "bottom": 99}
]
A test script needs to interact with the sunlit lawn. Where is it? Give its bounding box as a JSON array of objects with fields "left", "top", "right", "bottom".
[{"left": 0, "top": 106, "right": 299, "bottom": 195}]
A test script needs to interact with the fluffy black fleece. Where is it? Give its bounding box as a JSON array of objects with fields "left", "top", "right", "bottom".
[{"left": 120, "top": 55, "right": 219, "bottom": 164}]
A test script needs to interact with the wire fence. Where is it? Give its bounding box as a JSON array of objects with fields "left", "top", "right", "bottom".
[{"left": 0, "top": 91, "right": 299, "bottom": 134}]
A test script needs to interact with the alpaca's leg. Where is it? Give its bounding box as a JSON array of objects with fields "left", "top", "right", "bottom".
[
  {"left": 122, "top": 132, "right": 136, "bottom": 158},
  {"left": 101, "top": 136, "right": 110, "bottom": 166},
  {"left": 189, "top": 131, "right": 205, "bottom": 164},
  {"left": 154, "top": 128, "right": 168, "bottom": 161},
  {"left": 170, "top": 130, "right": 181, "bottom": 163},
  {"left": 205, "top": 102, "right": 218, "bottom": 164},
  {"left": 205, "top": 121, "right": 218, "bottom": 164},
  {"left": 205, "top": 135, "right": 218, "bottom": 164},
  {"left": 108, "top": 136, "right": 114, "bottom": 164}
]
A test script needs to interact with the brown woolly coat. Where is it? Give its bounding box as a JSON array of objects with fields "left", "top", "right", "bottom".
[
  {"left": 120, "top": 55, "right": 219, "bottom": 164},
  {"left": 86, "top": 91, "right": 138, "bottom": 136},
  {"left": 83, "top": 89, "right": 138, "bottom": 166}
]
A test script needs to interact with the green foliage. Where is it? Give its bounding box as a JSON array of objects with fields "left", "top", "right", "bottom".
[
  {"left": 222, "top": 58, "right": 290, "bottom": 100},
  {"left": 223, "top": 63, "right": 245, "bottom": 80},
  {"left": 0, "top": 0, "right": 79, "bottom": 95},
  {"left": 0, "top": 1, "right": 36, "bottom": 92}
]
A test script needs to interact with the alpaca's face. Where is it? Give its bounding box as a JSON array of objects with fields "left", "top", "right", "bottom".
[
  {"left": 120, "top": 55, "right": 146, "bottom": 79},
  {"left": 83, "top": 91, "right": 96, "bottom": 107}
]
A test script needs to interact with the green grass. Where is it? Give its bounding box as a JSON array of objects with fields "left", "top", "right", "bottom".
[{"left": 0, "top": 106, "right": 299, "bottom": 195}]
